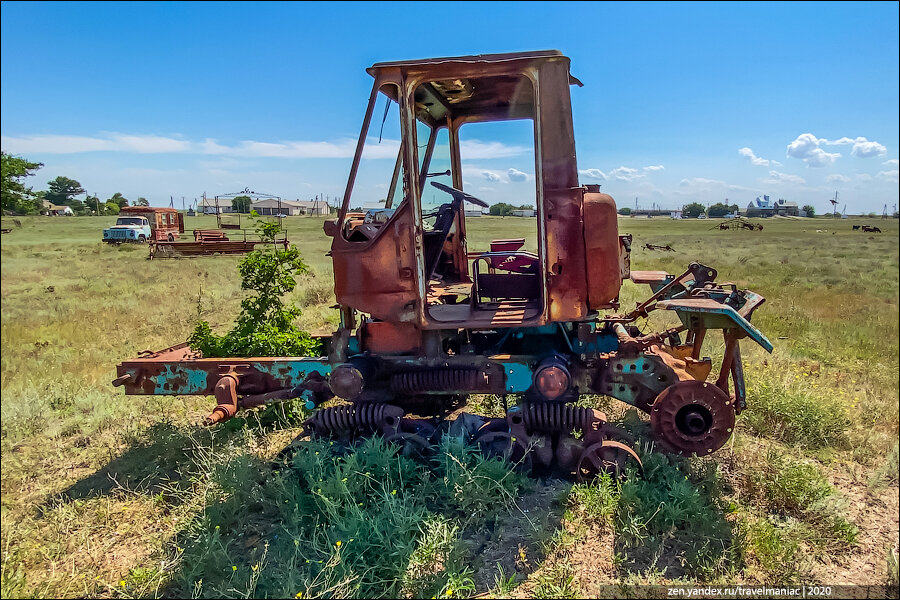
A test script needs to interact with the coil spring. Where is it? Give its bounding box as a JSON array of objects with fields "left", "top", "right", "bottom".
[
  {"left": 390, "top": 368, "right": 480, "bottom": 394},
  {"left": 519, "top": 404, "right": 597, "bottom": 433},
  {"left": 307, "top": 403, "right": 401, "bottom": 436}
]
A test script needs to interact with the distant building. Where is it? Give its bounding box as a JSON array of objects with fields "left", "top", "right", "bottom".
[
  {"left": 511, "top": 209, "right": 536, "bottom": 217},
  {"left": 464, "top": 210, "right": 485, "bottom": 218},
  {"left": 41, "top": 200, "right": 74, "bottom": 216},
  {"left": 197, "top": 198, "right": 234, "bottom": 214},
  {"left": 197, "top": 197, "right": 333, "bottom": 216},
  {"left": 252, "top": 199, "right": 332, "bottom": 216},
  {"left": 745, "top": 195, "right": 799, "bottom": 217}
]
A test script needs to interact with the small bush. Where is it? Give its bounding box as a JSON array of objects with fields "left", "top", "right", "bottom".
[
  {"left": 531, "top": 561, "right": 580, "bottom": 599},
  {"left": 744, "top": 516, "right": 803, "bottom": 583},
  {"left": 749, "top": 449, "right": 858, "bottom": 549},
  {"left": 869, "top": 441, "right": 900, "bottom": 488},
  {"left": 614, "top": 452, "right": 740, "bottom": 578},
  {"left": 743, "top": 375, "right": 849, "bottom": 449},
  {"left": 569, "top": 473, "right": 619, "bottom": 524},
  {"left": 754, "top": 450, "right": 832, "bottom": 515},
  {"left": 432, "top": 437, "right": 528, "bottom": 522},
  {"left": 189, "top": 213, "right": 321, "bottom": 358}
]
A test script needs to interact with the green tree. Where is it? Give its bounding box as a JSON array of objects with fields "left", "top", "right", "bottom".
[
  {"left": 108, "top": 192, "right": 129, "bottom": 208},
  {"left": 134, "top": 197, "right": 150, "bottom": 207},
  {"left": 44, "top": 176, "right": 86, "bottom": 209},
  {"left": 85, "top": 194, "right": 103, "bottom": 214},
  {"left": 103, "top": 202, "right": 120, "bottom": 215},
  {"left": 1, "top": 152, "right": 43, "bottom": 214},
  {"left": 682, "top": 202, "right": 706, "bottom": 218},
  {"left": 231, "top": 195, "right": 252, "bottom": 213},
  {"left": 708, "top": 203, "right": 731, "bottom": 217},
  {"left": 618, "top": 207, "right": 632, "bottom": 215},
  {"left": 489, "top": 202, "right": 516, "bottom": 216},
  {"left": 189, "top": 213, "right": 319, "bottom": 357},
  {"left": 67, "top": 198, "right": 87, "bottom": 214},
  {"left": 802, "top": 204, "right": 816, "bottom": 217}
]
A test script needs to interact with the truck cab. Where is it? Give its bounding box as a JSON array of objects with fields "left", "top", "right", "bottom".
[{"left": 103, "top": 215, "right": 151, "bottom": 244}]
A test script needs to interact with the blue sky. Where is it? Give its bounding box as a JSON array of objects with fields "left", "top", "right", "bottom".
[{"left": 2, "top": 1, "right": 898, "bottom": 213}]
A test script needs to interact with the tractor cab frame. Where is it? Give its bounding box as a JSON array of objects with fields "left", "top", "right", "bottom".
[{"left": 327, "top": 51, "right": 626, "bottom": 344}]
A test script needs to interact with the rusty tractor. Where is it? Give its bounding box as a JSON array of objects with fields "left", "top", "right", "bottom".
[{"left": 113, "top": 51, "right": 773, "bottom": 480}]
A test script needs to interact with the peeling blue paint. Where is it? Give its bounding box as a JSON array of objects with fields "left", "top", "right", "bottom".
[
  {"left": 501, "top": 361, "right": 533, "bottom": 393},
  {"left": 150, "top": 359, "right": 332, "bottom": 395}
]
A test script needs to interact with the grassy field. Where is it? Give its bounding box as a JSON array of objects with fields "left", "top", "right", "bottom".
[{"left": 1, "top": 213, "right": 898, "bottom": 598}]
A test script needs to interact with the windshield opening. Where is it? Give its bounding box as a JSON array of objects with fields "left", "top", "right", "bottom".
[
  {"left": 116, "top": 217, "right": 145, "bottom": 226},
  {"left": 340, "top": 83, "right": 404, "bottom": 242}
]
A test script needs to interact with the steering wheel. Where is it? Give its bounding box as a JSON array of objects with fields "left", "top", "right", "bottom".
[{"left": 430, "top": 181, "right": 489, "bottom": 208}]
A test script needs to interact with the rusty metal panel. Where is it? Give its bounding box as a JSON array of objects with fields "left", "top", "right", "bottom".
[
  {"left": 331, "top": 208, "right": 419, "bottom": 323},
  {"left": 544, "top": 187, "right": 589, "bottom": 322},
  {"left": 360, "top": 320, "right": 421, "bottom": 354},
  {"left": 537, "top": 58, "right": 588, "bottom": 323},
  {"left": 582, "top": 192, "right": 623, "bottom": 309}
]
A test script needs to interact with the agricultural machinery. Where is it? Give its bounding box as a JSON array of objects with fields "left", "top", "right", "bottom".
[{"left": 113, "top": 51, "right": 772, "bottom": 480}]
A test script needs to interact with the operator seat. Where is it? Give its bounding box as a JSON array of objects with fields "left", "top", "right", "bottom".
[{"left": 422, "top": 199, "right": 460, "bottom": 281}]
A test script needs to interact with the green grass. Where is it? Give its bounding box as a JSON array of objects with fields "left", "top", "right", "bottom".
[{"left": 1, "top": 213, "right": 898, "bottom": 597}]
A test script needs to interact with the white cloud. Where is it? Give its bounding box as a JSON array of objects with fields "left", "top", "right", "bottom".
[
  {"left": 820, "top": 136, "right": 888, "bottom": 158},
  {"left": 579, "top": 165, "right": 660, "bottom": 182},
  {"left": 482, "top": 171, "right": 502, "bottom": 182},
  {"left": 883, "top": 159, "right": 899, "bottom": 167},
  {"left": 786, "top": 133, "right": 841, "bottom": 167},
  {"left": 738, "top": 147, "right": 781, "bottom": 167},
  {"left": 610, "top": 166, "right": 642, "bottom": 181},
  {"left": 507, "top": 168, "right": 528, "bottom": 182},
  {"left": 849, "top": 138, "right": 887, "bottom": 158},
  {"left": 786, "top": 133, "right": 887, "bottom": 166},
  {"left": 878, "top": 169, "right": 899, "bottom": 183},
  {"left": 679, "top": 177, "right": 726, "bottom": 187},
  {"left": 825, "top": 174, "right": 850, "bottom": 184},
  {"left": 856, "top": 173, "right": 873, "bottom": 181},
  {"left": 1, "top": 131, "right": 528, "bottom": 162},
  {"left": 578, "top": 168, "right": 607, "bottom": 180},
  {"left": 762, "top": 170, "right": 806, "bottom": 185},
  {"left": 458, "top": 139, "right": 530, "bottom": 159}
]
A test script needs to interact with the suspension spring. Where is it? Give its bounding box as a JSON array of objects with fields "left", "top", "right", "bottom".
[
  {"left": 517, "top": 403, "right": 599, "bottom": 433},
  {"left": 306, "top": 403, "right": 403, "bottom": 437},
  {"left": 390, "top": 368, "right": 481, "bottom": 394}
]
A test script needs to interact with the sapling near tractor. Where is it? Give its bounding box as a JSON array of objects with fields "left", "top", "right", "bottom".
[{"left": 113, "top": 51, "right": 772, "bottom": 480}]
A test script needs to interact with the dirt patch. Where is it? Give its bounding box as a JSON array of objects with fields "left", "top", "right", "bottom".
[
  {"left": 465, "top": 480, "right": 570, "bottom": 592},
  {"left": 811, "top": 470, "right": 899, "bottom": 587}
]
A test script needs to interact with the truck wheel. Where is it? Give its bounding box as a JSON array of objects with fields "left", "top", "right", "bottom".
[
  {"left": 138, "top": 235, "right": 146, "bottom": 243},
  {"left": 167, "top": 234, "right": 175, "bottom": 242}
]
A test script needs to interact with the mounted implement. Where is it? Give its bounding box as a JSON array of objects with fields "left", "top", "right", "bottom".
[{"left": 113, "top": 51, "right": 772, "bottom": 479}]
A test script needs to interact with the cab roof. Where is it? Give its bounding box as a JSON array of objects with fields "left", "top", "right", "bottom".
[
  {"left": 367, "top": 50, "right": 578, "bottom": 125},
  {"left": 367, "top": 50, "right": 564, "bottom": 74},
  {"left": 120, "top": 206, "right": 178, "bottom": 213}
]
